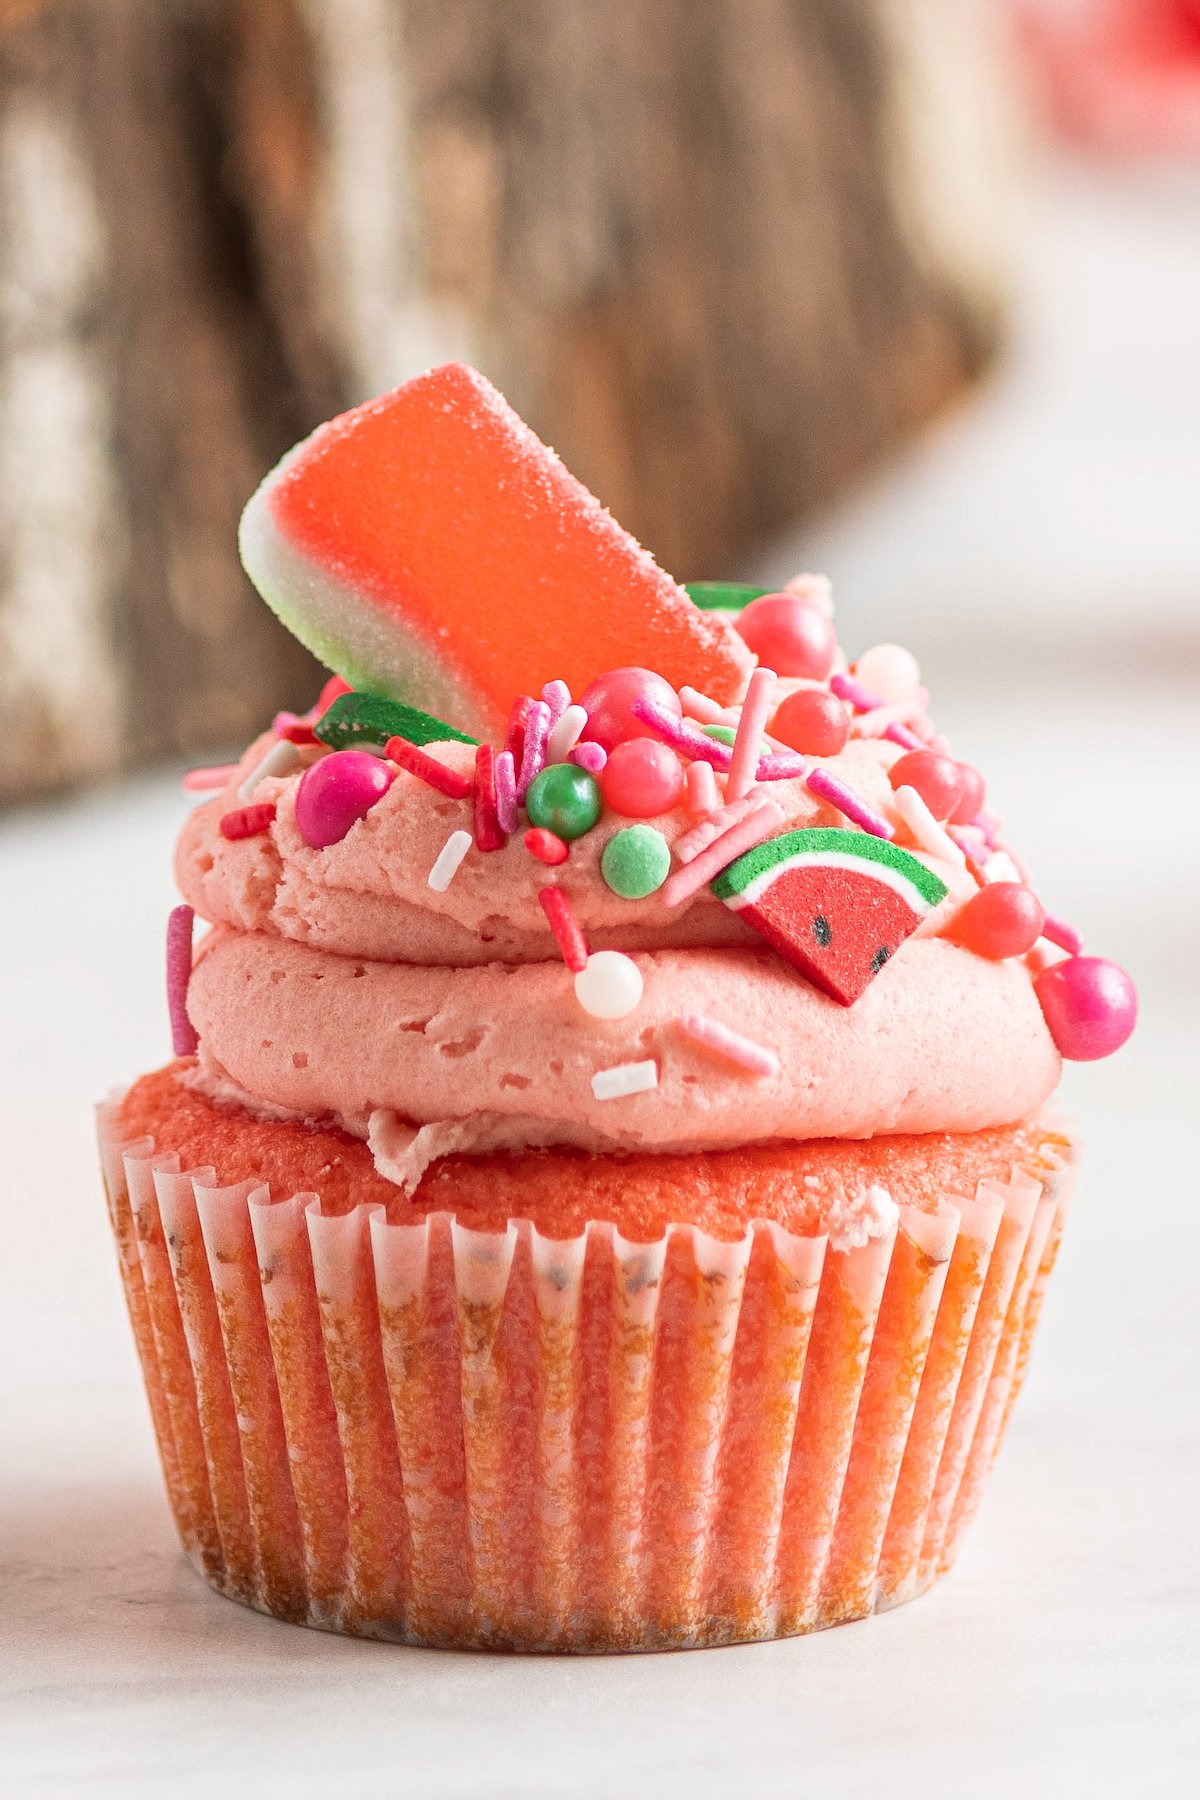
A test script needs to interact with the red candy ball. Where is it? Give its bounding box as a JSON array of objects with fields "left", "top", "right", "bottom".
[
  {"left": 888, "top": 750, "right": 964, "bottom": 822},
  {"left": 294, "top": 750, "right": 393, "bottom": 848},
  {"left": 600, "top": 737, "right": 684, "bottom": 818},
  {"left": 950, "top": 762, "right": 986, "bottom": 825},
  {"left": 1034, "top": 956, "right": 1137, "bottom": 1061},
  {"left": 733, "top": 593, "right": 837, "bottom": 680},
  {"left": 577, "top": 667, "right": 681, "bottom": 754},
  {"left": 953, "top": 882, "right": 1045, "bottom": 959},
  {"left": 769, "top": 687, "right": 850, "bottom": 757}
]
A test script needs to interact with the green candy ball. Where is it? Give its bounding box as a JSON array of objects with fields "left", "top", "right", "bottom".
[
  {"left": 600, "top": 824, "right": 672, "bottom": 899},
  {"left": 525, "top": 762, "right": 603, "bottom": 841}
]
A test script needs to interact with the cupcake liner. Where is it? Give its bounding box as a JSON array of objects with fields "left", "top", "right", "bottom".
[{"left": 98, "top": 1104, "right": 1072, "bottom": 1652}]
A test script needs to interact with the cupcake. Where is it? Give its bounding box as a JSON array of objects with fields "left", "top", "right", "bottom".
[{"left": 98, "top": 364, "right": 1135, "bottom": 1651}]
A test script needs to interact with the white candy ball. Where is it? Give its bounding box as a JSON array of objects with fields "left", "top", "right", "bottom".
[
  {"left": 854, "top": 642, "right": 920, "bottom": 704},
  {"left": 573, "top": 950, "right": 644, "bottom": 1019}
]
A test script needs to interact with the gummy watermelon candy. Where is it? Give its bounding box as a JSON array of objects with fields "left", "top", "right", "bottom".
[
  {"left": 711, "top": 827, "right": 948, "bottom": 1005},
  {"left": 239, "top": 363, "right": 750, "bottom": 738}
]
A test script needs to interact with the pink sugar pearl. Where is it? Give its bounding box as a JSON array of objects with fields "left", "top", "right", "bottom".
[
  {"left": 1034, "top": 955, "right": 1137, "bottom": 1061},
  {"left": 950, "top": 762, "right": 987, "bottom": 825},
  {"left": 294, "top": 750, "right": 394, "bottom": 848},
  {"left": 889, "top": 750, "right": 964, "bottom": 822},
  {"left": 600, "top": 737, "right": 685, "bottom": 817},
  {"left": 734, "top": 593, "right": 836, "bottom": 680},
  {"left": 577, "top": 668, "right": 681, "bottom": 753},
  {"left": 770, "top": 687, "right": 850, "bottom": 757}
]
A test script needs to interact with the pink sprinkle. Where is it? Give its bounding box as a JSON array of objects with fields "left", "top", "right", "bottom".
[
  {"left": 541, "top": 680, "right": 571, "bottom": 730},
  {"left": 686, "top": 760, "right": 720, "bottom": 816},
  {"left": 674, "top": 793, "right": 762, "bottom": 864},
  {"left": 677, "top": 1013, "right": 780, "bottom": 1079},
  {"left": 568, "top": 741, "right": 607, "bottom": 775},
  {"left": 272, "top": 710, "right": 307, "bottom": 735},
  {"left": 805, "top": 766, "right": 895, "bottom": 839},
  {"left": 494, "top": 749, "right": 518, "bottom": 835},
  {"left": 538, "top": 886, "right": 589, "bottom": 972},
  {"left": 884, "top": 722, "right": 925, "bottom": 751},
  {"left": 853, "top": 699, "right": 919, "bottom": 738},
  {"left": 504, "top": 694, "right": 533, "bottom": 766},
  {"left": 755, "top": 751, "right": 809, "bottom": 781},
  {"left": 1042, "top": 912, "right": 1085, "bottom": 956},
  {"left": 632, "top": 697, "right": 735, "bottom": 770},
  {"left": 517, "top": 700, "right": 552, "bottom": 800},
  {"left": 166, "top": 905, "right": 198, "bottom": 1056},
  {"left": 679, "top": 686, "right": 727, "bottom": 725},
  {"left": 181, "top": 763, "right": 240, "bottom": 793},
  {"left": 727, "top": 666, "right": 776, "bottom": 803},
  {"left": 830, "top": 671, "right": 881, "bottom": 712},
  {"left": 662, "top": 800, "right": 785, "bottom": 907}
]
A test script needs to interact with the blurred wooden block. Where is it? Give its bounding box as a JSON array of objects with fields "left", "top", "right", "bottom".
[{"left": 0, "top": 0, "right": 1017, "bottom": 800}]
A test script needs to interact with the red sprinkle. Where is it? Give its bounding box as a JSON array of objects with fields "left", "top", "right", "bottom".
[
  {"left": 219, "top": 802, "right": 277, "bottom": 840},
  {"left": 314, "top": 674, "right": 352, "bottom": 717},
  {"left": 538, "top": 886, "right": 589, "bottom": 971},
  {"left": 525, "top": 827, "right": 569, "bottom": 866},
  {"left": 280, "top": 720, "right": 319, "bottom": 745},
  {"left": 473, "top": 744, "right": 506, "bottom": 851},
  {"left": 385, "top": 735, "right": 473, "bottom": 800},
  {"left": 504, "top": 694, "right": 533, "bottom": 769}
]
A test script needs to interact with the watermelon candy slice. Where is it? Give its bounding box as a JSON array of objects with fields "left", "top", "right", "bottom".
[
  {"left": 239, "top": 362, "right": 749, "bottom": 739},
  {"left": 313, "top": 690, "right": 476, "bottom": 753},
  {"left": 711, "top": 827, "right": 948, "bottom": 1006}
]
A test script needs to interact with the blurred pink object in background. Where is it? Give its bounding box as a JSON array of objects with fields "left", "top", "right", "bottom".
[{"left": 1020, "top": 0, "right": 1200, "bottom": 153}]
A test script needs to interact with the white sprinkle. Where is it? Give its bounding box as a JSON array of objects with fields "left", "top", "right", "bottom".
[
  {"left": 591, "top": 1059, "right": 658, "bottom": 1102},
  {"left": 427, "top": 829, "right": 473, "bottom": 892},
  {"left": 893, "top": 784, "right": 966, "bottom": 869},
  {"left": 237, "top": 739, "right": 299, "bottom": 802},
  {"left": 547, "top": 703, "right": 588, "bottom": 764},
  {"left": 983, "top": 849, "right": 1023, "bottom": 885}
]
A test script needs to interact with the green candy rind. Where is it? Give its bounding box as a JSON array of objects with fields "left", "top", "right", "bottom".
[
  {"left": 684, "top": 582, "right": 770, "bottom": 613},
  {"left": 600, "top": 825, "right": 671, "bottom": 900},
  {"left": 711, "top": 827, "right": 947, "bottom": 910},
  {"left": 315, "top": 690, "right": 477, "bottom": 751}
]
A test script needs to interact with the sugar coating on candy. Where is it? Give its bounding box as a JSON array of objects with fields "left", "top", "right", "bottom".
[
  {"left": 712, "top": 827, "right": 948, "bottom": 1006},
  {"left": 239, "top": 363, "right": 748, "bottom": 734},
  {"left": 1034, "top": 955, "right": 1136, "bottom": 1061},
  {"left": 517, "top": 700, "right": 552, "bottom": 802},
  {"left": 952, "top": 882, "right": 1045, "bottom": 960},
  {"left": 218, "top": 802, "right": 277, "bottom": 841},
  {"left": 600, "top": 825, "right": 672, "bottom": 898},
  {"left": 315, "top": 690, "right": 476, "bottom": 752},
  {"left": 494, "top": 748, "right": 518, "bottom": 835},
  {"left": 577, "top": 667, "right": 683, "bottom": 754},
  {"left": 599, "top": 738, "right": 684, "bottom": 818},
  {"left": 427, "top": 828, "right": 473, "bottom": 893},
  {"left": 734, "top": 594, "right": 836, "bottom": 680},
  {"left": 294, "top": 750, "right": 394, "bottom": 848},
  {"left": 538, "top": 886, "right": 589, "bottom": 972},
  {"left": 591, "top": 1059, "right": 659, "bottom": 1101},
  {"left": 676, "top": 1012, "right": 780, "bottom": 1079},
  {"left": 574, "top": 950, "right": 644, "bottom": 1019},
  {"left": 525, "top": 763, "right": 603, "bottom": 841},
  {"left": 166, "top": 904, "right": 198, "bottom": 1056},
  {"left": 541, "top": 680, "right": 572, "bottom": 729},
  {"left": 385, "top": 735, "right": 473, "bottom": 801}
]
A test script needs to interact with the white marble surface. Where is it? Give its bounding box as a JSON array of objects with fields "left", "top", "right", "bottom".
[{"left": 3, "top": 160, "right": 1200, "bottom": 1797}]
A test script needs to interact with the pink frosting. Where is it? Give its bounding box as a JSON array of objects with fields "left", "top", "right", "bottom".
[{"left": 175, "top": 724, "right": 1061, "bottom": 1187}]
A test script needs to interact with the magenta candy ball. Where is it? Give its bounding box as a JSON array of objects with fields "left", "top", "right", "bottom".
[
  {"left": 734, "top": 593, "right": 837, "bottom": 680},
  {"left": 294, "top": 750, "right": 394, "bottom": 848},
  {"left": 577, "top": 667, "right": 681, "bottom": 753},
  {"left": 1034, "top": 956, "right": 1137, "bottom": 1061}
]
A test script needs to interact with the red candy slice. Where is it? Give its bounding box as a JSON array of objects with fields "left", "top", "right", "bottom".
[{"left": 239, "top": 363, "right": 749, "bottom": 737}]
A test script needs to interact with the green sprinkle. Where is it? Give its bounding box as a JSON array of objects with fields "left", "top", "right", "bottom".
[
  {"left": 315, "top": 691, "right": 477, "bottom": 752},
  {"left": 600, "top": 825, "right": 671, "bottom": 899},
  {"left": 525, "top": 763, "right": 603, "bottom": 841},
  {"left": 685, "top": 582, "right": 770, "bottom": 613},
  {"left": 701, "top": 722, "right": 737, "bottom": 746}
]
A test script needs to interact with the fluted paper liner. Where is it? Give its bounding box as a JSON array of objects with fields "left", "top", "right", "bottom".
[{"left": 98, "top": 1106, "right": 1074, "bottom": 1651}]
